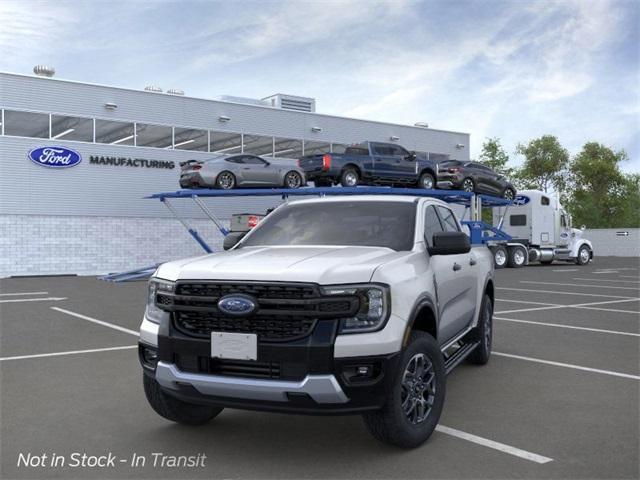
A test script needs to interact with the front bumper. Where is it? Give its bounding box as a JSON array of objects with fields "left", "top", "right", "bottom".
[{"left": 140, "top": 316, "right": 400, "bottom": 415}]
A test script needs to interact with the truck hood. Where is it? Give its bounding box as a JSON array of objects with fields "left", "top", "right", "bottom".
[{"left": 155, "top": 246, "right": 407, "bottom": 284}]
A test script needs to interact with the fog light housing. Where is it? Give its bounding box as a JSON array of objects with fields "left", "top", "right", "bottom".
[
  {"left": 140, "top": 345, "right": 158, "bottom": 369},
  {"left": 342, "top": 363, "right": 381, "bottom": 384}
]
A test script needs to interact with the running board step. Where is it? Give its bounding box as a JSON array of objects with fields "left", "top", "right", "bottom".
[{"left": 444, "top": 341, "right": 480, "bottom": 374}]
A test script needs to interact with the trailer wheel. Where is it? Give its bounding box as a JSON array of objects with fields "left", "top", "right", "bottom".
[
  {"left": 490, "top": 245, "right": 508, "bottom": 269},
  {"left": 507, "top": 245, "right": 527, "bottom": 268},
  {"left": 576, "top": 245, "right": 591, "bottom": 265}
]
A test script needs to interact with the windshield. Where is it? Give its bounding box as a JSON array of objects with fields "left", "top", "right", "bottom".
[{"left": 240, "top": 201, "right": 416, "bottom": 251}]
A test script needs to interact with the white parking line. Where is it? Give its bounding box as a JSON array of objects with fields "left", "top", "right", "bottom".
[
  {"left": 0, "top": 291, "right": 49, "bottom": 296},
  {"left": 0, "top": 297, "right": 67, "bottom": 304},
  {"left": 435, "top": 425, "right": 553, "bottom": 464},
  {"left": 620, "top": 275, "right": 640, "bottom": 279},
  {"left": 495, "top": 297, "right": 640, "bottom": 315},
  {"left": 498, "top": 287, "right": 637, "bottom": 299},
  {"left": 51, "top": 307, "right": 138, "bottom": 336},
  {"left": 0, "top": 345, "right": 137, "bottom": 362},
  {"left": 495, "top": 316, "right": 640, "bottom": 337},
  {"left": 573, "top": 278, "right": 640, "bottom": 284},
  {"left": 493, "top": 352, "right": 640, "bottom": 380},
  {"left": 496, "top": 299, "right": 562, "bottom": 307},
  {"left": 520, "top": 281, "right": 640, "bottom": 291}
]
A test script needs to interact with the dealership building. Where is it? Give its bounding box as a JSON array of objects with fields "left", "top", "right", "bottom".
[{"left": 0, "top": 69, "right": 470, "bottom": 278}]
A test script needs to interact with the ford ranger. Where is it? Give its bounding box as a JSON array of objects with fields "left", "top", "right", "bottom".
[
  {"left": 298, "top": 142, "right": 439, "bottom": 190},
  {"left": 139, "top": 195, "right": 494, "bottom": 448}
]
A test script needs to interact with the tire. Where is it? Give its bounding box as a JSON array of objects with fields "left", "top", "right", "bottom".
[
  {"left": 216, "top": 171, "right": 236, "bottom": 189},
  {"left": 340, "top": 168, "right": 359, "bottom": 187},
  {"left": 503, "top": 188, "right": 516, "bottom": 201},
  {"left": 362, "top": 331, "right": 446, "bottom": 449},
  {"left": 468, "top": 294, "right": 493, "bottom": 365},
  {"left": 284, "top": 171, "right": 303, "bottom": 189},
  {"left": 491, "top": 245, "right": 508, "bottom": 269},
  {"left": 507, "top": 245, "right": 526, "bottom": 268},
  {"left": 418, "top": 172, "right": 435, "bottom": 190},
  {"left": 143, "top": 375, "right": 223, "bottom": 426},
  {"left": 576, "top": 245, "right": 591, "bottom": 265},
  {"left": 461, "top": 177, "right": 475, "bottom": 192}
]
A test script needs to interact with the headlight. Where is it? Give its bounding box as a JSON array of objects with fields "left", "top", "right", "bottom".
[
  {"left": 145, "top": 278, "right": 175, "bottom": 324},
  {"left": 321, "top": 284, "right": 390, "bottom": 334}
]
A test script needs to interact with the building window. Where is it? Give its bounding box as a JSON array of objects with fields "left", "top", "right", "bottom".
[
  {"left": 243, "top": 134, "right": 274, "bottom": 156},
  {"left": 510, "top": 215, "right": 527, "bottom": 226},
  {"left": 303, "top": 140, "right": 331, "bottom": 155},
  {"left": 173, "top": 127, "right": 208, "bottom": 151},
  {"left": 135, "top": 123, "right": 173, "bottom": 148},
  {"left": 95, "top": 119, "right": 135, "bottom": 145},
  {"left": 3, "top": 110, "right": 49, "bottom": 138},
  {"left": 273, "top": 137, "right": 303, "bottom": 159},
  {"left": 51, "top": 114, "right": 93, "bottom": 142},
  {"left": 210, "top": 131, "right": 243, "bottom": 154}
]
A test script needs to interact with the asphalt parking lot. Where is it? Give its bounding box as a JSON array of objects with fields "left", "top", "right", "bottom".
[{"left": 1, "top": 256, "right": 638, "bottom": 479}]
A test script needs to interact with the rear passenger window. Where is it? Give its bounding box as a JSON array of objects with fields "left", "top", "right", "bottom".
[
  {"left": 510, "top": 215, "right": 527, "bottom": 226},
  {"left": 436, "top": 206, "right": 460, "bottom": 232},
  {"left": 424, "top": 206, "right": 443, "bottom": 246}
]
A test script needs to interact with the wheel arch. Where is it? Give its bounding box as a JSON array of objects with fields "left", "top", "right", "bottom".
[
  {"left": 403, "top": 295, "right": 439, "bottom": 347},
  {"left": 419, "top": 167, "right": 436, "bottom": 179},
  {"left": 342, "top": 163, "right": 362, "bottom": 177}
]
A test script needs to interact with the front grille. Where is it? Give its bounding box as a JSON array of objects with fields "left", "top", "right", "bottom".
[
  {"left": 174, "top": 311, "right": 316, "bottom": 341},
  {"left": 163, "top": 281, "right": 359, "bottom": 342},
  {"left": 176, "top": 354, "right": 281, "bottom": 379}
]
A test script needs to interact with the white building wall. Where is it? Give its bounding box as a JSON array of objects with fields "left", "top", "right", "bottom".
[{"left": 584, "top": 228, "right": 640, "bottom": 257}]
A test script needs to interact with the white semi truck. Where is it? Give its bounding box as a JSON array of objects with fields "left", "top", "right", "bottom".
[{"left": 489, "top": 189, "right": 593, "bottom": 268}]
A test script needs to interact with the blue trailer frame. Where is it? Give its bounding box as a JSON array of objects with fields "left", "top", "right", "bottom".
[{"left": 102, "top": 187, "right": 513, "bottom": 282}]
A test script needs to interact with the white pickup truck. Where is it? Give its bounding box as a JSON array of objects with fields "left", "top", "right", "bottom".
[{"left": 139, "top": 195, "right": 495, "bottom": 448}]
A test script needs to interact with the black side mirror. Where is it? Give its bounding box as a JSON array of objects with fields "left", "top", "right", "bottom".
[
  {"left": 407, "top": 151, "right": 417, "bottom": 161},
  {"left": 223, "top": 231, "right": 247, "bottom": 250},
  {"left": 427, "top": 231, "right": 470, "bottom": 256}
]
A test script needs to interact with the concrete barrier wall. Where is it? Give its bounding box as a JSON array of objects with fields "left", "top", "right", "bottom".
[{"left": 584, "top": 228, "right": 640, "bottom": 257}]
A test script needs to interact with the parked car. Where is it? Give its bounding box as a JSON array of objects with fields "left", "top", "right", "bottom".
[
  {"left": 139, "top": 194, "right": 494, "bottom": 448},
  {"left": 437, "top": 160, "right": 516, "bottom": 200},
  {"left": 298, "top": 141, "right": 439, "bottom": 189},
  {"left": 179, "top": 154, "right": 306, "bottom": 189}
]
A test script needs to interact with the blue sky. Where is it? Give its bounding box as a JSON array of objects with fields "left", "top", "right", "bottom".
[{"left": 1, "top": 0, "right": 638, "bottom": 171}]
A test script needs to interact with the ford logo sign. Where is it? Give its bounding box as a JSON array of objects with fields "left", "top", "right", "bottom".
[
  {"left": 28, "top": 146, "right": 82, "bottom": 169},
  {"left": 217, "top": 294, "right": 256, "bottom": 316},
  {"left": 513, "top": 195, "right": 530, "bottom": 206}
]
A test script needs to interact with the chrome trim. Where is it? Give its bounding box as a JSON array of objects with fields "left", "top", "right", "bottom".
[{"left": 155, "top": 361, "right": 349, "bottom": 404}]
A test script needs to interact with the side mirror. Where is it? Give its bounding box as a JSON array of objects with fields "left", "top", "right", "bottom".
[
  {"left": 427, "top": 231, "right": 471, "bottom": 256},
  {"left": 407, "top": 151, "right": 417, "bottom": 161},
  {"left": 263, "top": 160, "right": 271, "bottom": 167},
  {"left": 223, "top": 231, "right": 247, "bottom": 250}
]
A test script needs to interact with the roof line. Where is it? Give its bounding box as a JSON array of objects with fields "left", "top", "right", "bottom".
[{"left": 0, "top": 71, "right": 470, "bottom": 136}]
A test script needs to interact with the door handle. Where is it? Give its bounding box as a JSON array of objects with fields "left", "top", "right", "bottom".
[
  {"left": 453, "top": 263, "right": 462, "bottom": 272},
  {"left": 470, "top": 257, "right": 477, "bottom": 266}
]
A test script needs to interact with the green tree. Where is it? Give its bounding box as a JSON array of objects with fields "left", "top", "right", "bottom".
[
  {"left": 516, "top": 135, "right": 569, "bottom": 193},
  {"left": 565, "top": 142, "right": 638, "bottom": 228},
  {"left": 479, "top": 137, "right": 512, "bottom": 176}
]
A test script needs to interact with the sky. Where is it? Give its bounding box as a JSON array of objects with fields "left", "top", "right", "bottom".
[{"left": 1, "top": 0, "right": 638, "bottom": 172}]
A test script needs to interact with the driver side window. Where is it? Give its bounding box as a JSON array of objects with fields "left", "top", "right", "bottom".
[{"left": 424, "top": 205, "right": 444, "bottom": 247}]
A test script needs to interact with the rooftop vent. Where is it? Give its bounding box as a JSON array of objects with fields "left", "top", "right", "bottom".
[
  {"left": 217, "top": 95, "right": 270, "bottom": 107},
  {"left": 144, "top": 85, "right": 163, "bottom": 93},
  {"left": 414, "top": 122, "right": 429, "bottom": 128},
  {"left": 262, "top": 94, "right": 316, "bottom": 113},
  {"left": 33, "top": 65, "right": 55, "bottom": 77},
  {"left": 167, "top": 89, "right": 184, "bottom": 96}
]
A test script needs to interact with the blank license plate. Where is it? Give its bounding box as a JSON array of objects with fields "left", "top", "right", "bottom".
[{"left": 211, "top": 332, "right": 257, "bottom": 361}]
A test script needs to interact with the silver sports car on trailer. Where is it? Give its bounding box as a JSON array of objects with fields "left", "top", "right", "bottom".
[{"left": 179, "top": 154, "right": 306, "bottom": 189}]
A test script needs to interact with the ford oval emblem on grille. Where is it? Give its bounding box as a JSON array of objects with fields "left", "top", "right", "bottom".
[{"left": 217, "top": 294, "right": 256, "bottom": 316}]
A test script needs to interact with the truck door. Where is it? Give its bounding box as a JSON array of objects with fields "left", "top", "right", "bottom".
[
  {"left": 424, "top": 205, "right": 478, "bottom": 344},
  {"left": 558, "top": 211, "right": 571, "bottom": 247},
  {"left": 371, "top": 143, "right": 398, "bottom": 181},
  {"left": 389, "top": 144, "right": 418, "bottom": 181}
]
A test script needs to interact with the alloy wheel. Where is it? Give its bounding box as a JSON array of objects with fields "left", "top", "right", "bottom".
[
  {"left": 344, "top": 172, "right": 358, "bottom": 186},
  {"left": 218, "top": 172, "right": 235, "bottom": 189},
  {"left": 401, "top": 353, "right": 436, "bottom": 425},
  {"left": 462, "top": 179, "right": 474, "bottom": 192},
  {"left": 495, "top": 249, "right": 507, "bottom": 267},
  {"left": 580, "top": 247, "right": 590, "bottom": 264},
  {"left": 504, "top": 189, "right": 515, "bottom": 200},
  {"left": 286, "top": 172, "right": 302, "bottom": 189},
  {"left": 513, "top": 248, "right": 525, "bottom": 265},
  {"left": 421, "top": 176, "right": 434, "bottom": 189}
]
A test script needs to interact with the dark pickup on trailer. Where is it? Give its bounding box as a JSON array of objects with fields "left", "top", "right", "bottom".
[{"left": 298, "top": 141, "right": 439, "bottom": 189}]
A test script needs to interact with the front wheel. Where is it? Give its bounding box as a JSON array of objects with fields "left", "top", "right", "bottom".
[
  {"left": 362, "top": 331, "right": 445, "bottom": 449},
  {"left": 143, "top": 375, "right": 223, "bottom": 425},
  {"left": 576, "top": 245, "right": 591, "bottom": 265},
  {"left": 503, "top": 188, "right": 516, "bottom": 201},
  {"left": 461, "top": 177, "right": 475, "bottom": 192},
  {"left": 284, "top": 171, "right": 303, "bottom": 189},
  {"left": 468, "top": 294, "right": 493, "bottom": 365},
  {"left": 418, "top": 172, "right": 435, "bottom": 190}
]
